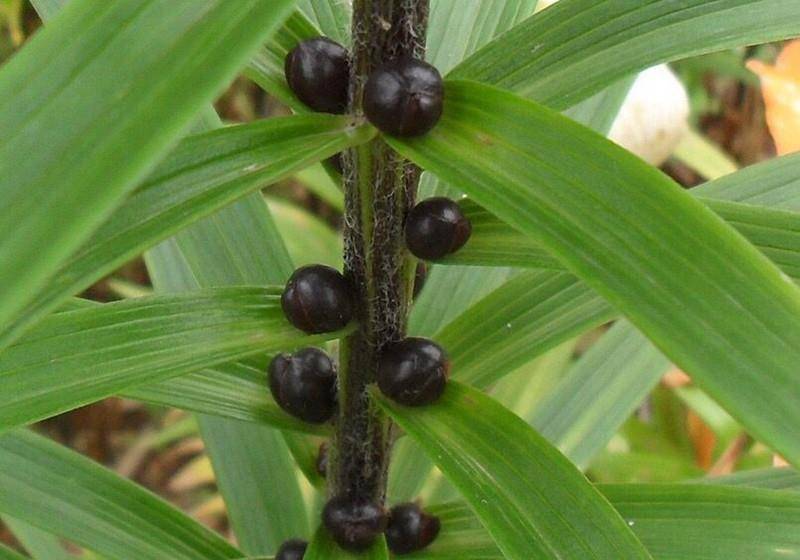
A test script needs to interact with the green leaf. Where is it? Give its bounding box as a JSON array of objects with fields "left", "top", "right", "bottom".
[
  {"left": 4, "top": 116, "right": 372, "bottom": 347},
  {"left": 530, "top": 321, "right": 670, "bottom": 469},
  {"left": 376, "top": 382, "right": 652, "bottom": 560},
  {"left": 426, "top": 0, "right": 539, "bottom": 74},
  {"left": 603, "top": 484, "right": 800, "bottom": 559},
  {"left": 298, "top": 0, "right": 351, "bottom": 45},
  {"left": 125, "top": 360, "right": 330, "bottom": 436},
  {"left": 267, "top": 196, "right": 343, "bottom": 268},
  {"left": 0, "top": 287, "right": 344, "bottom": 432},
  {"left": 0, "top": 544, "right": 25, "bottom": 560},
  {"left": 0, "top": 0, "right": 296, "bottom": 341},
  {"left": 450, "top": 0, "right": 800, "bottom": 109},
  {"left": 696, "top": 467, "right": 800, "bottom": 491},
  {"left": 452, "top": 198, "right": 800, "bottom": 281},
  {"left": 143, "top": 112, "right": 318, "bottom": 553},
  {"left": 388, "top": 80, "right": 800, "bottom": 467},
  {"left": 0, "top": 430, "right": 242, "bottom": 560},
  {"left": 4, "top": 517, "right": 75, "bottom": 560},
  {"left": 305, "top": 528, "right": 389, "bottom": 560},
  {"left": 695, "top": 152, "right": 800, "bottom": 211},
  {"left": 421, "top": 484, "right": 800, "bottom": 560},
  {"left": 436, "top": 270, "right": 613, "bottom": 387}
]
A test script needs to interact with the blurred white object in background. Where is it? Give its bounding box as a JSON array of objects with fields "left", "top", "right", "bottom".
[
  {"left": 608, "top": 65, "right": 690, "bottom": 166},
  {"left": 535, "top": 0, "right": 690, "bottom": 166}
]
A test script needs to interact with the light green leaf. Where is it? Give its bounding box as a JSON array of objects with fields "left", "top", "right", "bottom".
[
  {"left": 696, "top": 467, "right": 800, "bottom": 491},
  {"left": 388, "top": 80, "right": 800, "bottom": 467},
  {"left": 452, "top": 198, "right": 800, "bottom": 281},
  {"left": 0, "top": 0, "right": 296, "bottom": 342},
  {"left": 268, "top": 197, "right": 343, "bottom": 268},
  {"left": 143, "top": 112, "right": 317, "bottom": 553},
  {"left": 305, "top": 527, "right": 389, "bottom": 560},
  {"left": 451, "top": 0, "right": 800, "bottom": 109},
  {"left": 377, "top": 382, "right": 652, "bottom": 560},
  {"left": 299, "top": 0, "right": 351, "bottom": 45},
  {"left": 436, "top": 270, "right": 613, "bottom": 387},
  {"left": 0, "top": 287, "right": 344, "bottom": 432},
  {"left": 531, "top": 321, "right": 670, "bottom": 469},
  {"left": 4, "top": 116, "right": 372, "bottom": 347},
  {"left": 604, "top": 484, "right": 800, "bottom": 559},
  {"left": 421, "top": 484, "right": 800, "bottom": 560},
  {"left": 427, "top": 0, "right": 538, "bottom": 74},
  {"left": 0, "top": 430, "right": 242, "bottom": 560},
  {"left": 126, "top": 360, "right": 330, "bottom": 436},
  {"left": 695, "top": 152, "right": 800, "bottom": 211},
  {"left": 4, "top": 517, "right": 75, "bottom": 560}
]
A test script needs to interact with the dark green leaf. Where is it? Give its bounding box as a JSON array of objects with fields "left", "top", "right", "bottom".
[
  {"left": 377, "top": 382, "right": 651, "bottom": 560},
  {"left": 0, "top": 0, "right": 296, "bottom": 342},
  {"left": 5, "top": 116, "right": 372, "bottom": 347},
  {"left": 388, "top": 80, "right": 800, "bottom": 467},
  {"left": 451, "top": 0, "right": 800, "bottom": 109}
]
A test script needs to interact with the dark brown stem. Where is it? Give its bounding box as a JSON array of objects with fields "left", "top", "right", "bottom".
[{"left": 328, "top": 0, "right": 429, "bottom": 503}]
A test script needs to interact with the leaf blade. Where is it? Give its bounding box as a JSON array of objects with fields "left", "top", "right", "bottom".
[{"left": 376, "top": 382, "right": 652, "bottom": 560}]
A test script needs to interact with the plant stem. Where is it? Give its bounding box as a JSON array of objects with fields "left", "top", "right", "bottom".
[{"left": 328, "top": 0, "right": 429, "bottom": 504}]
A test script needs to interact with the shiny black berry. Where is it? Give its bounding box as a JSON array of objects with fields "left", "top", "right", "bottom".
[
  {"left": 281, "top": 265, "right": 354, "bottom": 334},
  {"left": 268, "top": 348, "right": 337, "bottom": 424},
  {"left": 363, "top": 59, "right": 444, "bottom": 137},
  {"left": 285, "top": 37, "right": 350, "bottom": 114},
  {"left": 405, "top": 197, "right": 472, "bottom": 260},
  {"left": 385, "top": 503, "right": 441, "bottom": 555},
  {"left": 276, "top": 538, "right": 308, "bottom": 560},
  {"left": 377, "top": 337, "right": 449, "bottom": 406},
  {"left": 322, "top": 496, "right": 387, "bottom": 551}
]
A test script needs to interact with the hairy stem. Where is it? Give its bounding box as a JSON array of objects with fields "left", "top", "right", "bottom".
[{"left": 328, "top": 0, "right": 429, "bottom": 503}]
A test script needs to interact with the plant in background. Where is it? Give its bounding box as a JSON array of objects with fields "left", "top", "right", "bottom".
[{"left": 0, "top": 1, "right": 799, "bottom": 559}]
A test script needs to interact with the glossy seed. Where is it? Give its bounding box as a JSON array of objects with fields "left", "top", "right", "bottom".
[
  {"left": 385, "top": 502, "right": 441, "bottom": 555},
  {"left": 377, "top": 337, "right": 449, "bottom": 406},
  {"left": 276, "top": 538, "right": 308, "bottom": 560},
  {"left": 268, "top": 347, "right": 337, "bottom": 424},
  {"left": 322, "top": 496, "right": 387, "bottom": 551},
  {"left": 405, "top": 197, "right": 472, "bottom": 260},
  {"left": 363, "top": 59, "right": 444, "bottom": 137},
  {"left": 281, "top": 264, "right": 354, "bottom": 334},
  {"left": 284, "top": 37, "right": 350, "bottom": 114}
]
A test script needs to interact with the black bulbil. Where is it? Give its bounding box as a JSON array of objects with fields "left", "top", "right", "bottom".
[
  {"left": 276, "top": 538, "right": 308, "bottom": 560},
  {"left": 405, "top": 197, "right": 471, "bottom": 260},
  {"left": 385, "top": 503, "right": 441, "bottom": 555},
  {"left": 363, "top": 59, "right": 443, "bottom": 137},
  {"left": 322, "top": 496, "right": 387, "bottom": 551},
  {"left": 268, "top": 348, "right": 337, "bottom": 424},
  {"left": 285, "top": 37, "right": 350, "bottom": 114},
  {"left": 281, "top": 264, "right": 354, "bottom": 334},
  {"left": 377, "top": 337, "right": 449, "bottom": 406}
]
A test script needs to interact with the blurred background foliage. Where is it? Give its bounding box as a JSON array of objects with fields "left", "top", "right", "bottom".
[{"left": 0, "top": 0, "right": 792, "bottom": 554}]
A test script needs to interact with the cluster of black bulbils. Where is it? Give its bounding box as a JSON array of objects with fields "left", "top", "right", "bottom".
[
  {"left": 267, "top": 36, "right": 475, "bottom": 555},
  {"left": 276, "top": 501, "right": 440, "bottom": 559}
]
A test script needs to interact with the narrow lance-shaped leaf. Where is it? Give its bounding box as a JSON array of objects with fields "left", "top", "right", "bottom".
[
  {"left": 0, "top": 0, "right": 296, "bottom": 343},
  {"left": 451, "top": 0, "right": 800, "bottom": 109},
  {"left": 422, "top": 484, "right": 800, "bottom": 560},
  {"left": 376, "top": 382, "right": 652, "bottom": 560},
  {"left": 388, "top": 80, "right": 800, "bottom": 467},
  {"left": 0, "top": 287, "right": 346, "bottom": 433},
  {"left": 0, "top": 544, "right": 25, "bottom": 560},
  {"left": 0, "top": 429, "right": 243, "bottom": 560},
  {"left": 2, "top": 115, "right": 373, "bottom": 346}
]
